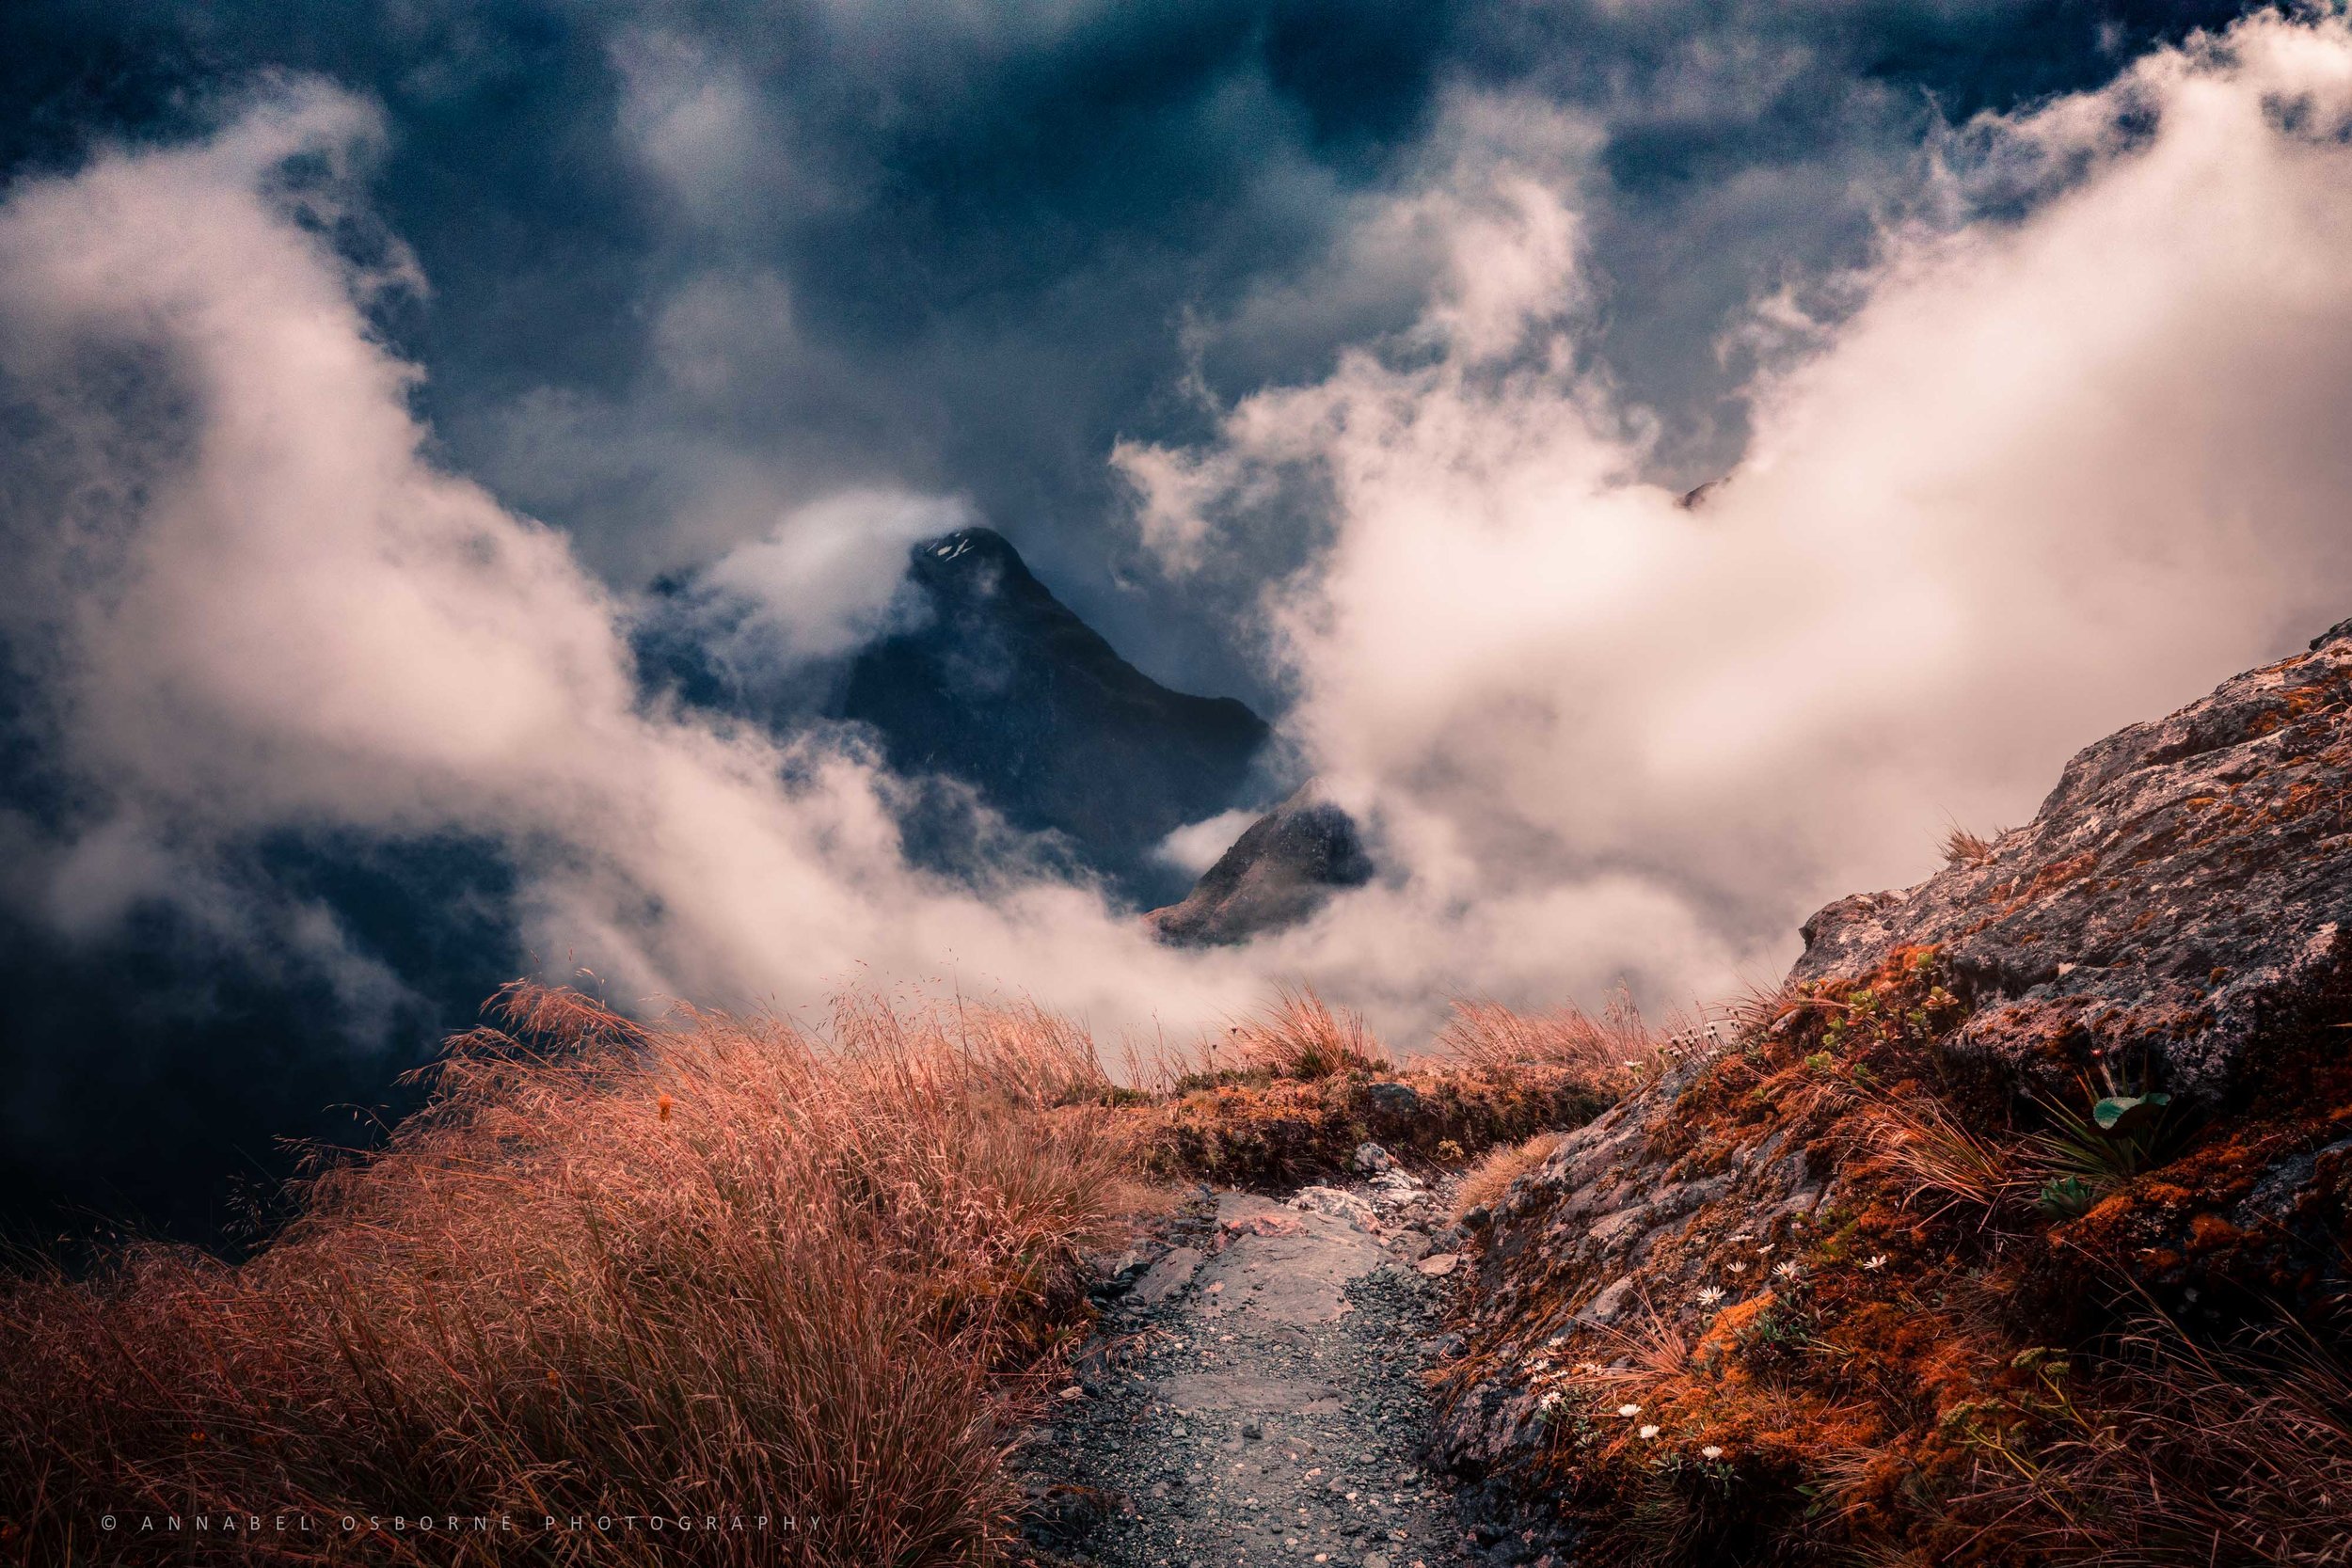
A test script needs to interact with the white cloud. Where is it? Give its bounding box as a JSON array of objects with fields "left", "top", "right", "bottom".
[
  {"left": 0, "top": 78, "right": 1258, "bottom": 1039},
  {"left": 13, "top": 13, "right": 2352, "bottom": 1062},
  {"left": 696, "top": 487, "right": 966, "bottom": 666},
  {"left": 1125, "top": 13, "right": 2352, "bottom": 1017},
  {"left": 610, "top": 30, "right": 781, "bottom": 227},
  {"left": 1155, "top": 808, "right": 1260, "bottom": 877}
]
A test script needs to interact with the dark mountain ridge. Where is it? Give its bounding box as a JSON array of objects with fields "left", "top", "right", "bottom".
[{"left": 838, "top": 527, "right": 1275, "bottom": 905}]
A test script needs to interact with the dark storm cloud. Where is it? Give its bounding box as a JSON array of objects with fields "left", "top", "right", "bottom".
[{"left": 2, "top": 0, "right": 2256, "bottom": 705}]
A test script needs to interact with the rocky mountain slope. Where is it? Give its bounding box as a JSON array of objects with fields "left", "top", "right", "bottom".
[
  {"left": 1146, "top": 784, "right": 1375, "bottom": 946},
  {"left": 642, "top": 526, "right": 1279, "bottom": 907},
  {"left": 840, "top": 529, "right": 1273, "bottom": 904},
  {"left": 1431, "top": 619, "right": 2352, "bottom": 1563}
]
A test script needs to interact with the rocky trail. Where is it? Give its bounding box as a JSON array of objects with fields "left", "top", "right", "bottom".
[{"left": 1021, "top": 1148, "right": 1505, "bottom": 1568}]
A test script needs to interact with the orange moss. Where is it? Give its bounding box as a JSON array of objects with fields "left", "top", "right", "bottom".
[
  {"left": 2187, "top": 1212, "right": 2241, "bottom": 1253},
  {"left": 1438, "top": 938, "right": 2352, "bottom": 1564}
]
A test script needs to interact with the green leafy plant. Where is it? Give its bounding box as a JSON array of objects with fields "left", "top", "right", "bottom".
[
  {"left": 2027, "top": 1058, "right": 2192, "bottom": 1200},
  {"left": 2036, "top": 1174, "right": 2098, "bottom": 1219}
]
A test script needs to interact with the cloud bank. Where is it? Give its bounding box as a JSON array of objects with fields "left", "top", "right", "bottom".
[
  {"left": 1127, "top": 11, "right": 2352, "bottom": 1015},
  {"left": 0, "top": 80, "right": 1256, "bottom": 1060}
]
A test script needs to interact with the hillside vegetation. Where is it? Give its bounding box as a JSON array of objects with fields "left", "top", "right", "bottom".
[
  {"left": 1435, "top": 622, "right": 2352, "bottom": 1564},
  {"left": 10, "top": 627, "right": 2352, "bottom": 1567},
  {"left": 0, "top": 986, "right": 1616, "bottom": 1565}
]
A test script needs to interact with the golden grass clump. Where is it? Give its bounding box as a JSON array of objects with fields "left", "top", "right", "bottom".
[
  {"left": 1436, "top": 990, "right": 1671, "bottom": 1094},
  {"left": 1225, "top": 986, "right": 1389, "bottom": 1082},
  {"left": 1951, "top": 1317, "right": 2352, "bottom": 1564},
  {"left": 1450, "top": 1132, "right": 1565, "bottom": 1223},
  {"left": 1940, "top": 824, "right": 2001, "bottom": 869},
  {"left": 1862, "top": 1087, "right": 2034, "bottom": 1222},
  {"left": 0, "top": 984, "right": 1150, "bottom": 1566}
]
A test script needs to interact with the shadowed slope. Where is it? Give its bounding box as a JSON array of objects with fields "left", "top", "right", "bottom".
[{"left": 843, "top": 529, "right": 1272, "bottom": 905}]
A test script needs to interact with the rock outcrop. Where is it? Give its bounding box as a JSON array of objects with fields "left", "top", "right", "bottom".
[
  {"left": 1795, "top": 615, "right": 2352, "bottom": 1097},
  {"left": 1430, "top": 620, "right": 2352, "bottom": 1563},
  {"left": 1145, "top": 785, "right": 1374, "bottom": 946}
]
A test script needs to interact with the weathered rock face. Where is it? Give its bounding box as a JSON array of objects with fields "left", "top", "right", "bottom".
[
  {"left": 1433, "top": 1044, "right": 1825, "bottom": 1512},
  {"left": 1430, "top": 620, "right": 2352, "bottom": 1561},
  {"left": 1796, "top": 617, "right": 2352, "bottom": 1098},
  {"left": 843, "top": 529, "right": 1274, "bottom": 905},
  {"left": 1145, "top": 785, "right": 1374, "bottom": 946}
]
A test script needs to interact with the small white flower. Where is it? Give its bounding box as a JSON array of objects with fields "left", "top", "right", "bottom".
[
  {"left": 1773, "top": 1260, "right": 1801, "bottom": 1280},
  {"left": 1725, "top": 1261, "right": 1747, "bottom": 1275},
  {"left": 1538, "top": 1391, "right": 1562, "bottom": 1412},
  {"left": 1860, "top": 1255, "right": 1888, "bottom": 1272},
  {"left": 1701, "top": 1445, "right": 1724, "bottom": 1460},
  {"left": 1573, "top": 1361, "right": 1606, "bottom": 1375},
  {"left": 1756, "top": 1243, "right": 1775, "bottom": 1254},
  {"left": 1695, "top": 1286, "right": 1724, "bottom": 1306},
  {"left": 1526, "top": 1356, "right": 1551, "bottom": 1373},
  {"left": 1638, "top": 1424, "right": 1661, "bottom": 1440},
  {"left": 1616, "top": 1403, "right": 1642, "bottom": 1418},
  {"left": 1546, "top": 1335, "right": 1568, "bottom": 1351}
]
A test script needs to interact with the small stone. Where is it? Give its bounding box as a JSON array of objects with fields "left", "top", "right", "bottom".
[
  {"left": 1242, "top": 1420, "right": 1264, "bottom": 1440},
  {"left": 1291, "top": 1185, "right": 1382, "bottom": 1228},
  {"left": 1354, "top": 1141, "right": 1395, "bottom": 1174},
  {"left": 1057, "top": 1385, "right": 1084, "bottom": 1402},
  {"left": 1366, "top": 1082, "right": 1422, "bottom": 1117},
  {"left": 1132, "top": 1246, "right": 1202, "bottom": 1307},
  {"left": 1461, "top": 1203, "right": 1492, "bottom": 1230},
  {"left": 1415, "top": 1253, "right": 1460, "bottom": 1277}
]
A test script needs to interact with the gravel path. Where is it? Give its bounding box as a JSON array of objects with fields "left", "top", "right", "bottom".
[{"left": 1022, "top": 1154, "right": 1484, "bottom": 1568}]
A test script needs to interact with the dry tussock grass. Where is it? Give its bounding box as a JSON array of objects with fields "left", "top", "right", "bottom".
[
  {"left": 1230, "top": 986, "right": 1389, "bottom": 1080},
  {"left": 1581, "top": 1301, "right": 1693, "bottom": 1392},
  {"left": 1164, "top": 986, "right": 1391, "bottom": 1088},
  {"left": 1954, "top": 1316, "right": 2352, "bottom": 1565},
  {"left": 0, "top": 980, "right": 1654, "bottom": 1562},
  {"left": 1941, "top": 824, "right": 2002, "bottom": 868},
  {"left": 1437, "top": 990, "right": 1671, "bottom": 1092},
  {"left": 1450, "top": 1132, "right": 1565, "bottom": 1223},
  {"left": 0, "top": 984, "right": 1150, "bottom": 1565},
  {"left": 1862, "top": 1088, "right": 2034, "bottom": 1223}
]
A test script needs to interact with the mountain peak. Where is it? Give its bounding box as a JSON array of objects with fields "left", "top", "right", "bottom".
[
  {"left": 841, "top": 527, "right": 1272, "bottom": 904},
  {"left": 910, "top": 526, "right": 1029, "bottom": 583}
]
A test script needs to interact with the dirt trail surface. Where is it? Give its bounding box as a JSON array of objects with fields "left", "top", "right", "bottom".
[{"left": 1023, "top": 1152, "right": 1490, "bottom": 1568}]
